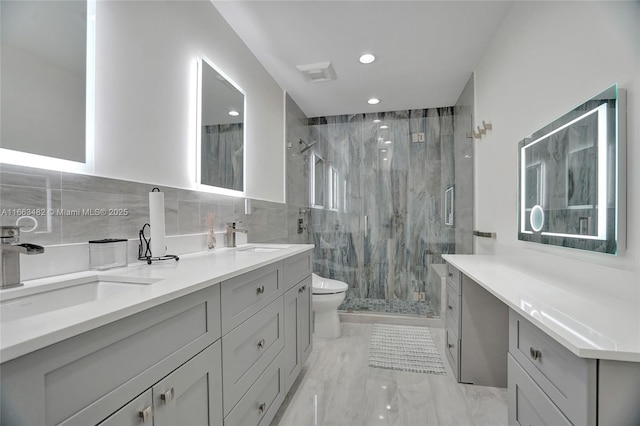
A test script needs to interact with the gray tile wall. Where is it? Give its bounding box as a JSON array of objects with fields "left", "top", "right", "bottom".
[
  {"left": 285, "top": 93, "right": 311, "bottom": 245},
  {"left": 0, "top": 164, "right": 288, "bottom": 247}
]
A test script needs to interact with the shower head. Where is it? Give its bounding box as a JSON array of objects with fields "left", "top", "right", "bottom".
[{"left": 299, "top": 138, "right": 317, "bottom": 153}]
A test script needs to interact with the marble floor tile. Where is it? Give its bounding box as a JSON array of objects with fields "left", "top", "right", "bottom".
[{"left": 272, "top": 323, "right": 507, "bottom": 426}]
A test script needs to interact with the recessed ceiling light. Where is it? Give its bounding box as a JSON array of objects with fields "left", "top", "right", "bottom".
[
  {"left": 383, "top": 158, "right": 388, "bottom": 161},
  {"left": 228, "top": 110, "right": 240, "bottom": 116},
  {"left": 368, "top": 98, "right": 380, "bottom": 105},
  {"left": 373, "top": 119, "right": 381, "bottom": 123},
  {"left": 359, "top": 53, "right": 376, "bottom": 64},
  {"left": 384, "top": 140, "right": 392, "bottom": 144},
  {"left": 381, "top": 149, "right": 387, "bottom": 153},
  {"left": 380, "top": 125, "right": 388, "bottom": 129}
]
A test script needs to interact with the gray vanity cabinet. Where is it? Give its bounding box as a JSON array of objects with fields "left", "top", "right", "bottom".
[
  {"left": 0, "top": 248, "right": 315, "bottom": 426},
  {"left": 444, "top": 263, "right": 509, "bottom": 387}
]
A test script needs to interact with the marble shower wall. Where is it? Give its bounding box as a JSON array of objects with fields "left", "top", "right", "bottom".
[{"left": 308, "top": 102, "right": 473, "bottom": 315}]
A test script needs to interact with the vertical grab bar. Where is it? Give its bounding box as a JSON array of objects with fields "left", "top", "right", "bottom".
[{"left": 364, "top": 215, "right": 368, "bottom": 238}]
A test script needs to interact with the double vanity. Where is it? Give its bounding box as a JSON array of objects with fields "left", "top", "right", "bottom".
[
  {"left": 443, "top": 254, "right": 640, "bottom": 425},
  {"left": 0, "top": 244, "right": 314, "bottom": 426}
]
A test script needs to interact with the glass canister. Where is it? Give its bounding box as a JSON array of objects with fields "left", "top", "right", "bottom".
[{"left": 89, "top": 239, "right": 128, "bottom": 270}]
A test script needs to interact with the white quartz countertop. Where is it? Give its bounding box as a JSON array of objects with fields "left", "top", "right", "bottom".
[
  {"left": 0, "top": 244, "right": 314, "bottom": 363},
  {"left": 442, "top": 254, "right": 640, "bottom": 362}
]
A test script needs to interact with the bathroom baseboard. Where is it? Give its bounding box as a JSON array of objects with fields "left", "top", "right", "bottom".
[{"left": 339, "top": 312, "right": 444, "bottom": 328}]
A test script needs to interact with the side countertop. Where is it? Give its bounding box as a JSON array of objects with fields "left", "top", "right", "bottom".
[
  {"left": 442, "top": 254, "right": 640, "bottom": 362},
  {"left": 0, "top": 244, "right": 314, "bottom": 363}
]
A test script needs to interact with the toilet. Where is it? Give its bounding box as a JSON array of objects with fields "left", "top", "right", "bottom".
[{"left": 312, "top": 273, "right": 348, "bottom": 339}]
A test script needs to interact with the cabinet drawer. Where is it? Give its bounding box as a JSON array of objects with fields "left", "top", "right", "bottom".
[
  {"left": 283, "top": 251, "right": 312, "bottom": 291},
  {"left": 508, "top": 354, "right": 571, "bottom": 426},
  {"left": 509, "top": 310, "right": 596, "bottom": 425},
  {"left": 445, "top": 284, "right": 461, "bottom": 333},
  {"left": 224, "top": 351, "right": 285, "bottom": 426},
  {"left": 446, "top": 263, "right": 461, "bottom": 294},
  {"left": 445, "top": 327, "right": 460, "bottom": 380},
  {"left": 222, "top": 297, "right": 284, "bottom": 415},
  {"left": 221, "top": 262, "right": 282, "bottom": 335}
]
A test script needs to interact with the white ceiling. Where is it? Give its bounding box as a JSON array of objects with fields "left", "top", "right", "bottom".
[{"left": 213, "top": 1, "right": 513, "bottom": 118}]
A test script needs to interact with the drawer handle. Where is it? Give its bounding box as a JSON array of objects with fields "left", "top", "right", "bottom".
[
  {"left": 257, "top": 338, "right": 266, "bottom": 349},
  {"left": 258, "top": 402, "right": 267, "bottom": 413},
  {"left": 299, "top": 285, "right": 306, "bottom": 293},
  {"left": 160, "top": 388, "right": 174, "bottom": 404},
  {"left": 139, "top": 405, "right": 153, "bottom": 423},
  {"left": 447, "top": 343, "right": 454, "bottom": 349},
  {"left": 448, "top": 305, "right": 453, "bottom": 310},
  {"left": 448, "top": 272, "right": 453, "bottom": 277},
  {"left": 256, "top": 285, "right": 265, "bottom": 295},
  {"left": 530, "top": 347, "right": 542, "bottom": 361}
]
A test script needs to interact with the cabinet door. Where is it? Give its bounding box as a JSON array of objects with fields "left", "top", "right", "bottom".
[
  {"left": 297, "top": 276, "right": 312, "bottom": 367},
  {"left": 152, "top": 341, "right": 223, "bottom": 426},
  {"left": 99, "top": 390, "right": 153, "bottom": 426},
  {"left": 284, "top": 284, "right": 301, "bottom": 394},
  {"left": 284, "top": 276, "right": 313, "bottom": 393}
]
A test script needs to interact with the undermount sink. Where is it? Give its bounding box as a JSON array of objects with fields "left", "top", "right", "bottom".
[
  {"left": 0, "top": 275, "right": 161, "bottom": 322},
  {"left": 236, "top": 245, "right": 290, "bottom": 253}
]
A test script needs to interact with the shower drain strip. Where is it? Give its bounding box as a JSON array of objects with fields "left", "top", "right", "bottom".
[{"left": 368, "top": 323, "right": 447, "bottom": 375}]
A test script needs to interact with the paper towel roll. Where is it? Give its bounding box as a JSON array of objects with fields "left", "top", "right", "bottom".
[{"left": 149, "top": 190, "right": 167, "bottom": 257}]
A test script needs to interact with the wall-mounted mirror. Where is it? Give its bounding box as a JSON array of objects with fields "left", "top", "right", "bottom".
[
  {"left": 310, "top": 153, "right": 325, "bottom": 208},
  {"left": 518, "top": 84, "right": 626, "bottom": 254},
  {"left": 0, "top": 0, "right": 95, "bottom": 170},
  {"left": 197, "top": 56, "right": 245, "bottom": 194}
]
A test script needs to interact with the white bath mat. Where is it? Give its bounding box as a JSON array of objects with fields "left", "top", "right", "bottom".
[{"left": 369, "top": 324, "right": 446, "bottom": 375}]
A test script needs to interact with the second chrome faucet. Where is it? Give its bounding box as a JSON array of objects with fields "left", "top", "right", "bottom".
[{"left": 226, "top": 223, "right": 248, "bottom": 248}]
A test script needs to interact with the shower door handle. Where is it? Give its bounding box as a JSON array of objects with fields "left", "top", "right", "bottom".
[{"left": 364, "top": 215, "right": 368, "bottom": 238}]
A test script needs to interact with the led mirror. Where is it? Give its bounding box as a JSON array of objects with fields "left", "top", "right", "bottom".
[
  {"left": 517, "top": 84, "right": 626, "bottom": 254},
  {"left": 197, "top": 56, "right": 245, "bottom": 194},
  {"left": 0, "top": 0, "right": 95, "bottom": 169}
]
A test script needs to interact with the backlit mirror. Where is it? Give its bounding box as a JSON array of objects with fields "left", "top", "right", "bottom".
[
  {"left": 0, "top": 0, "right": 95, "bottom": 170},
  {"left": 197, "top": 56, "right": 245, "bottom": 194},
  {"left": 517, "top": 84, "right": 626, "bottom": 254}
]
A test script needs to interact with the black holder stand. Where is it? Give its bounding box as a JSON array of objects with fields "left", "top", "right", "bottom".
[{"left": 138, "top": 223, "right": 179, "bottom": 265}]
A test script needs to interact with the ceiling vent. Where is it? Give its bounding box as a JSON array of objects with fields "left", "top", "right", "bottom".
[{"left": 296, "top": 61, "right": 337, "bottom": 83}]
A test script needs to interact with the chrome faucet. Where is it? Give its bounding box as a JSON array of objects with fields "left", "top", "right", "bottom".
[
  {"left": 226, "top": 223, "right": 248, "bottom": 248},
  {"left": 1, "top": 226, "right": 45, "bottom": 289}
]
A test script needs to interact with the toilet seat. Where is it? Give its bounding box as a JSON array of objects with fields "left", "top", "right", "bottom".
[{"left": 312, "top": 274, "right": 348, "bottom": 294}]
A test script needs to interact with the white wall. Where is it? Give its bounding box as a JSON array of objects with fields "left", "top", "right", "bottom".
[
  {"left": 95, "top": 0, "right": 285, "bottom": 202},
  {"left": 474, "top": 2, "right": 639, "bottom": 275}
]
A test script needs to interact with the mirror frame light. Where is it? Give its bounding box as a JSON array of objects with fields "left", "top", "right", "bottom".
[
  {"left": 517, "top": 84, "right": 626, "bottom": 254},
  {"left": 0, "top": 0, "right": 96, "bottom": 173},
  {"left": 196, "top": 55, "right": 246, "bottom": 197}
]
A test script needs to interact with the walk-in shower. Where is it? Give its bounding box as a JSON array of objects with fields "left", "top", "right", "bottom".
[{"left": 306, "top": 82, "right": 474, "bottom": 318}]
